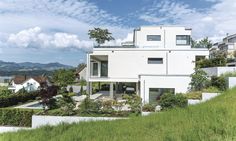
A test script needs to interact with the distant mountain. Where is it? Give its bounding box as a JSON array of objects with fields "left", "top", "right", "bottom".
[{"left": 0, "top": 60, "right": 73, "bottom": 71}]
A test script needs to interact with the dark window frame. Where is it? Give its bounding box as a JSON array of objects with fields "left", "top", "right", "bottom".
[
  {"left": 147, "top": 35, "right": 161, "bottom": 41},
  {"left": 176, "top": 35, "right": 190, "bottom": 45},
  {"left": 92, "top": 62, "right": 98, "bottom": 76},
  {"left": 148, "top": 58, "right": 163, "bottom": 64}
]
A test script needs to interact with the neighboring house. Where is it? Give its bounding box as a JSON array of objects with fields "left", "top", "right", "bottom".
[
  {"left": 86, "top": 26, "right": 209, "bottom": 104},
  {"left": 0, "top": 76, "right": 12, "bottom": 86},
  {"left": 211, "top": 34, "right": 236, "bottom": 58},
  {"left": 8, "top": 76, "right": 49, "bottom": 93},
  {"left": 76, "top": 64, "right": 87, "bottom": 81}
]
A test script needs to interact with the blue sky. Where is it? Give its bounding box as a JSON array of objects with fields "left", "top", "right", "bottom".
[{"left": 0, "top": 0, "right": 236, "bottom": 66}]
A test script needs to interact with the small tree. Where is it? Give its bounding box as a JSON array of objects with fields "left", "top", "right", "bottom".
[
  {"left": 57, "top": 92, "right": 76, "bottom": 116},
  {"left": 88, "top": 28, "right": 114, "bottom": 46},
  {"left": 39, "top": 84, "right": 58, "bottom": 112},
  {"left": 79, "top": 79, "right": 86, "bottom": 95},
  {"left": 197, "top": 37, "right": 212, "bottom": 50},
  {"left": 190, "top": 68, "right": 209, "bottom": 91},
  {"left": 52, "top": 69, "right": 75, "bottom": 89}
]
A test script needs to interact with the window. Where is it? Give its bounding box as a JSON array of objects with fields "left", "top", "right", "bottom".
[
  {"left": 147, "top": 35, "right": 161, "bottom": 41},
  {"left": 148, "top": 58, "right": 163, "bottom": 64},
  {"left": 92, "top": 62, "right": 98, "bottom": 76},
  {"left": 176, "top": 35, "right": 190, "bottom": 45},
  {"left": 101, "top": 61, "right": 108, "bottom": 77},
  {"left": 149, "top": 88, "right": 175, "bottom": 104}
]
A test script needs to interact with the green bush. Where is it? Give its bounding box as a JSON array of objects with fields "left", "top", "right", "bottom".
[
  {"left": 196, "top": 57, "right": 226, "bottom": 68},
  {"left": 0, "top": 108, "right": 34, "bottom": 127},
  {"left": 142, "top": 104, "right": 155, "bottom": 112},
  {"left": 159, "top": 93, "right": 187, "bottom": 110},
  {"left": 123, "top": 94, "right": 142, "bottom": 114},
  {"left": 79, "top": 97, "right": 101, "bottom": 114},
  {"left": 0, "top": 91, "right": 39, "bottom": 108},
  {"left": 185, "top": 91, "right": 202, "bottom": 100},
  {"left": 0, "top": 89, "right": 12, "bottom": 97},
  {"left": 202, "top": 86, "right": 221, "bottom": 93},
  {"left": 210, "top": 76, "right": 227, "bottom": 91},
  {"left": 57, "top": 93, "right": 76, "bottom": 116}
]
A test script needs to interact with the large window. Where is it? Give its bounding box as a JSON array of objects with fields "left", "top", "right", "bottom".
[
  {"left": 92, "top": 62, "right": 98, "bottom": 76},
  {"left": 176, "top": 35, "right": 190, "bottom": 45},
  {"left": 101, "top": 61, "right": 108, "bottom": 77},
  {"left": 147, "top": 35, "right": 161, "bottom": 41},
  {"left": 149, "top": 88, "right": 175, "bottom": 104},
  {"left": 148, "top": 58, "right": 163, "bottom": 64}
]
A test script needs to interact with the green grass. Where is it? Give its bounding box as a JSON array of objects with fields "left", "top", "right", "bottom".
[{"left": 2, "top": 88, "right": 236, "bottom": 141}]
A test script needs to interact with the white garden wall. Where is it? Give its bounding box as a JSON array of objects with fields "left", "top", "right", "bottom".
[
  {"left": 32, "top": 115, "right": 125, "bottom": 128},
  {"left": 202, "top": 67, "right": 236, "bottom": 77},
  {"left": 228, "top": 77, "right": 236, "bottom": 88}
]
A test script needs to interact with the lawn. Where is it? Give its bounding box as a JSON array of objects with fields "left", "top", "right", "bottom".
[{"left": 1, "top": 88, "right": 236, "bottom": 141}]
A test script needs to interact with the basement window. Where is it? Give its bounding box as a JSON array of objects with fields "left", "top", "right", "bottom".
[{"left": 148, "top": 58, "right": 163, "bottom": 64}]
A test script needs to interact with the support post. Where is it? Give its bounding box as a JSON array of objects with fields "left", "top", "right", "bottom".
[
  {"left": 136, "top": 82, "right": 139, "bottom": 96},
  {"left": 110, "top": 82, "right": 114, "bottom": 99}
]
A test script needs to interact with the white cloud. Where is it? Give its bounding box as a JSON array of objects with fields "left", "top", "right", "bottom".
[
  {"left": 138, "top": 0, "right": 236, "bottom": 42},
  {"left": 7, "top": 27, "right": 93, "bottom": 50}
]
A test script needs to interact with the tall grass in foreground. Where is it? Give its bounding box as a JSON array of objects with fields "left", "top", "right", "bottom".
[{"left": 2, "top": 88, "right": 236, "bottom": 141}]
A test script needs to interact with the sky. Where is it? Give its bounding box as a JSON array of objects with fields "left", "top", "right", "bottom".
[{"left": 0, "top": 0, "right": 236, "bottom": 66}]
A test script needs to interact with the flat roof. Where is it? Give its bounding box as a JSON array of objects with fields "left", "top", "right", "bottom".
[{"left": 92, "top": 47, "right": 209, "bottom": 52}]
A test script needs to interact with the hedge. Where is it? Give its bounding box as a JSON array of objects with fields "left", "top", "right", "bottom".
[
  {"left": 0, "top": 108, "right": 34, "bottom": 127},
  {"left": 0, "top": 91, "right": 39, "bottom": 108}
]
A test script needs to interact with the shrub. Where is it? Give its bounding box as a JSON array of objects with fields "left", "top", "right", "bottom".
[
  {"left": 69, "top": 86, "right": 73, "bottom": 93},
  {"left": 196, "top": 56, "right": 226, "bottom": 68},
  {"left": 142, "top": 104, "right": 155, "bottom": 112},
  {"left": 57, "top": 93, "right": 76, "bottom": 116},
  {"left": 202, "top": 86, "right": 221, "bottom": 93},
  {"left": 190, "top": 68, "right": 209, "bottom": 91},
  {"left": 0, "top": 108, "right": 34, "bottom": 127},
  {"left": 210, "top": 76, "right": 227, "bottom": 91},
  {"left": 79, "top": 97, "right": 101, "bottom": 114},
  {"left": 123, "top": 94, "right": 142, "bottom": 114},
  {"left": 185, "top": 91, "right": 202, "bottom": 100},
  {"left": 0, "top": 89, "right": 12, "bottom": 97},
  {"left": 159, "top": 93, "right": 187, "bottom": 110},
  {"left": 0, "top": 91, "right": 39, "bottom": 108},
  {"left": 175, "top": 94, "right": 188, "bottom": 108},
  {"left": 100, "top": 100, "right": 114, "bottom": 113}
]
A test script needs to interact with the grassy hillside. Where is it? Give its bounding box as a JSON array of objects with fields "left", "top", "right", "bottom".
[{"left": 1, "top": 88, "right": 236, "bottom": 141}]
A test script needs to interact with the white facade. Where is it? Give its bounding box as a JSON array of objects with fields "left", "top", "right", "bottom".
[
  {"left": 87, "top": 26, "right": 209, "bottom": 104},
  {"left": 202, "top": 67, "right": 236, "bottom": 76},
  {"left": 9, "top": 78, "right": 40, "bottom": 93},
  {"left": 79, "top": 67, "right": 87, "bottom": 80},
  {"left": 212, "top": 34, "right": 236, "bottom": 58}
]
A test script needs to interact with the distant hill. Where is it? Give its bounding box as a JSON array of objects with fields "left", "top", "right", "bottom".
[{"left": 0, "top": 60, "right": 73, "bottom": 72}]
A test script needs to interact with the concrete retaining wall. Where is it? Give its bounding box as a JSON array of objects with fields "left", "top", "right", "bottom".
[
  {"left": 188, "top": 92, "right": 219, "bottom": 105},
  {"left": 228, "top": 77, "right": 236, "bottom": 88},
  {"left": 32, "top": 115, "right": 125, "bottom": 128},
  {"left": 0, "top": 126, "right": 30, "bottom": 133},
  {"left": 202, "top": 67, "right": 236, "bottom": 76}
]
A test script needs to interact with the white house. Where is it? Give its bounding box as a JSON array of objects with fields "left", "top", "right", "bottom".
[
  {"left": 86, "top": 26, "right": 209, "bottom": 104},
  {"left": 211, "top": 34, "right": 236, "bottom": 59},
  {"left": 8, "top": 76, "right": 49, "bottom": 93},
  {"left": 76, "top": 64, "right": 87, "bottom": 81},
  {"left": 0, "top": 76, "right": 12, "bottom": 86}
]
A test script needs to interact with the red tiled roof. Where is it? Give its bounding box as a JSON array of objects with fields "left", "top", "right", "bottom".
[{"left": 12, "top": 76, "right": 48, "bottom": 84}]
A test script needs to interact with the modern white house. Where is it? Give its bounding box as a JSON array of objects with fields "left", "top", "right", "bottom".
[
  {"left": 8, "top": 76, "right": 49, "bottom": 93},
  {"left": 211, "top": 34, "right": 236, "bottom": 59},
  {"left": 86, "top": 26, "right": 209, "bottom": 104}
]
